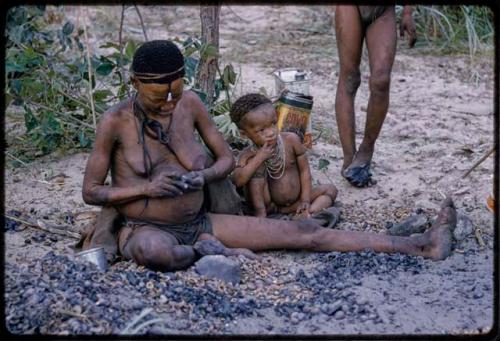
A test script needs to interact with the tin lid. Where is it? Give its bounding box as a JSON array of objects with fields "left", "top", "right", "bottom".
[
  {"left": 273, "top": 68, "right": 310, "bottom": 82},
  {"left": 278, "top": 90, "right": 313, "bottom": 109}
]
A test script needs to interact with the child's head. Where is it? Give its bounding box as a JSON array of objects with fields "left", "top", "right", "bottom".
[{"left": 230, "top": 93, "right": 279, "bottom": 147}]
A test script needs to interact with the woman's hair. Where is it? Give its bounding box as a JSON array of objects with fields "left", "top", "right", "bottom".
[
  {"left": 230, "top": 93, "right": 272, "bottom": 128},
  {"left": 131, "top": 40, "right": 185, "bottom": 83}
]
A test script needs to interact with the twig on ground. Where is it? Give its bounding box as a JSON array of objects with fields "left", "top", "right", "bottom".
[
  {"left": 5, "top": 214, "right": 81, "bottom": 240},
  {"left": 5, "top": 152, "right": 28, "bottom": 166},
  {"left": 461, "top": 146, "right": 495, "bottom": 178},
  {"left": 80, "top": 7, "right": 97, "bottom": 131},
  {"left": 120, "top": 308, "right": 153, "bottom": 334},
  {"left": 119, "top": 5, "right": 130, "bottom": 98},
  {"left": 225, "top": 6, "right": 251, "bottom": 23},
  {"left": 56, "top": 309, "right": 89, "bottom": 320},
  {"left": 133, "top": 5, "right": 149, "bottom": 41},
  {"left": 474, "top": 228, "right": 486, "bottom": 248}
]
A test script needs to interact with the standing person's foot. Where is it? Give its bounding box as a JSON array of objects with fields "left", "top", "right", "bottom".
[
  {"left": 420, "top": 196, "right": 457, "bottom": 260},
  {"left": 341, "top": 145, "right": 376, "bottom": 187}
]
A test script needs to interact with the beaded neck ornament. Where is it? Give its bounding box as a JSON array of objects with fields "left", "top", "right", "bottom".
[{"left": 253, "top": 134, "right": 286, "bottom": 179}]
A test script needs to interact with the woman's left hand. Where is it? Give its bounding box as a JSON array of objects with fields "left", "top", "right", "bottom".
[{"left": 181, "top": 171, "right": 205, "bottom": 191}]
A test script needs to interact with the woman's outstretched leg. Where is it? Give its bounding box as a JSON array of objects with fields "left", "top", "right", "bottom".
[{"left": 210, "top": 197, "right": 456, "bottom": 260}]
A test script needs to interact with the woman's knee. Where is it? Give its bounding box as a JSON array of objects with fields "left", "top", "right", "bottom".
[
  {"left": 131, "top": 236, "right": 174, "bottom": 269},
  {"left": 369, "top": 69, "right": 391, "bottom": 94}
]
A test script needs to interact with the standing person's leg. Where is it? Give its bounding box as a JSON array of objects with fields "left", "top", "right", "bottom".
[
  {"left": 334, "top": 5, "right": 364, "bottom": 171},
  {"left": 349, "top": 7, "right": 397, "bottom": 171},
  {"left": 210, "top": 196, "right": 457, "bottom": 260}
]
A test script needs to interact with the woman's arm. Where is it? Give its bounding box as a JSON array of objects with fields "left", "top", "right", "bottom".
[{"left": 190, "top": 93, "right": 235, "bottom": 184}]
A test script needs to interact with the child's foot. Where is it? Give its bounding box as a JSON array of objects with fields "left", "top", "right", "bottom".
[{"left": 421, "top": 196, "right": 457, "bottom": 260}]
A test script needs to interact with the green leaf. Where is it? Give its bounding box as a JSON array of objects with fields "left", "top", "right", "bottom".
[
  {"left": 125, "top": 41, "right": 137, "bottom": 60},
  {"left": 184, "top": 57, "right": 198, "bottom": 82},
  {"left": 191, "top": 88, "right": 209, "bottom": 108},
  {"left": 200, "top": 43, "right": 219, "bottom": 60},
  {"left": 23, "top": 106, "right": 38, "bottom": 132},
  {"left": 78, "top": 130, "right": 91, "bottom": 148},
  {"left": 222, "top": 64, "right": 236, "bottom": 86},
  {"left": 10, "top": 79, "right": 22, "bottom": 95},
  {"left": 62, "top": 21, "right": 74, "bottom": 36},
  {"left": 95, "top": 62, "right": 114, "bottom": 76},
  {"left": 93, "top": 89, "right": 113, "bottom": 101},
  {"left": 99, "top": 42, "right": 120, "bottom": 50},
  {"left": 318, "top": 158, "right": 330, "bottom": 171}
]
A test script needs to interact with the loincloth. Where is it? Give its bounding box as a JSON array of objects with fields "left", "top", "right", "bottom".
[
  {"left": 357, "top": 6, "right": 389, "bottom": 26},
  {"left": 120, "top": 211, "right": 213, "bottom": 249}
]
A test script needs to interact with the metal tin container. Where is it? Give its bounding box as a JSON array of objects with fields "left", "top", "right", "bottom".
[
  {"left": 75, "top": 247, "right": 108, "bottom": 271},
  {"left": 276, "top": 90, "right": 314, "bottom": 148},
  {"left": 273, "top": 68, "right": 310, "bottom": 96}
]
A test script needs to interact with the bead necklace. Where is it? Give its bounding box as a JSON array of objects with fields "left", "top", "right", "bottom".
[{"left": 253, "top": 135, "right": 286, "bottom": 179}]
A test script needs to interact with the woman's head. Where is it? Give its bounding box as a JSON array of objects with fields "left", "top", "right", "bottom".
[
  {"left": 131, "top": 40, "right": 185, "bottom": 115},
  {"left": 230, "top": 93, "right": 279, "bottom": 147}
]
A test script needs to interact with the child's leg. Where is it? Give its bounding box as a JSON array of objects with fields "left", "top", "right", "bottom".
[
  {"left": 309, "top": 184, "right": 338, "bottom": 214},
  {"left": 248, "top": 177, "right": 275, "bottom": 217},
  {"left": 277, "top": 185, "right": 338, "bottom": 215}
]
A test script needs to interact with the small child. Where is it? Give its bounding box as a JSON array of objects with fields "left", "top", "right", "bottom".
[{"left": 229, "top": 93, "right": 338, "bottom": 219}]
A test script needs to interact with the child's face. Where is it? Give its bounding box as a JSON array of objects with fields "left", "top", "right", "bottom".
[{"left": 240, "top": 104, "right": 279, "bottom": 147}]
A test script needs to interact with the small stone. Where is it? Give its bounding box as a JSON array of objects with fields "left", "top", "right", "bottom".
[
  {"left": 321, "top": 299, "right": 342, "bottom": 315},
  {"left": 453, "top": 213, "right": 474, "bottom": 241},
  {"left": 387, "top": 214, "right": 428, "bottom": 236},
  {"left": 195, "top": 255, "right": 241, "bottom": 284},
  {"left": 334, "top": 310, "right": 345, "bottom": 320}
]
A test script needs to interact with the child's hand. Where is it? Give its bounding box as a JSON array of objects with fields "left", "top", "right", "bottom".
[
  {"left": 256, "top": 142, "right": 274, "bottom": 161},
  {"left": 296, "top": 201, "right": 311, "bottom": 218}
]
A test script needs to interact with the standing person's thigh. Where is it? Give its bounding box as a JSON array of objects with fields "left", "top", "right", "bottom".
[
  {"left": 335, "top": 5, "right": 364, "bottom": 72},
  {"left": 365, "top": 7, "right": 397, "bottom": 79},
  {"left": 209, "top": 213, "right": 317, "bottom": 251}
]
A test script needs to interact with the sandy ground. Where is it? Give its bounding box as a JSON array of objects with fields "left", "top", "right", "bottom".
[{"left": 4, "top": 5, "right": 496, "bottom": 336}]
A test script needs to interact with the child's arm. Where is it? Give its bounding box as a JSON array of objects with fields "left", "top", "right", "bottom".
[
  {"left": 292, "top": 135, "right": 312, "bottom": 217},
  {"left": 232, "top": 144, "right": 273, "bottom": 188},
  {"left": 247, "top": 172, "right": 268, "bottom": 217}
]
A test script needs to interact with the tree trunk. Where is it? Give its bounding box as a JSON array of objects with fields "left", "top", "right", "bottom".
[{"left": 195, "top": 4, "right": 220, "bottom": 108}]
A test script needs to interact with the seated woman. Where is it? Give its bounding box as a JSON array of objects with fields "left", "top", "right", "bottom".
[
  {"left": 230, "top": 93, "right": 338, "bottom": 220},
  {"left": 82, "top": 40, "right": 457, "bottom": 272}
]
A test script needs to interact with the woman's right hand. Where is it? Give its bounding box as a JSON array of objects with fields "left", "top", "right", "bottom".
[{"left": 145, "top": 170, "right": 187, "bottom": 198}]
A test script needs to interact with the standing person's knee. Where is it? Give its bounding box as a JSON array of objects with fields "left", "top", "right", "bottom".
[
  {"left": 343, "top": 69, "right": 361, "bottom": 96},
  {"left": 369, "top": 69, "right": 391, "bottom": 94}
]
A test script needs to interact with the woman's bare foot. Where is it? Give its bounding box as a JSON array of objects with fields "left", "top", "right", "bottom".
[{"left": 420, "top": 196, "right": 457, "bottom": 260}]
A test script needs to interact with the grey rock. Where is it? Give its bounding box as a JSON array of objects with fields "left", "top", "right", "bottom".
[
  {"left": 387, "top": 214, "right": 429, "bottom": 236},
  {"left": 195, "top": 255, "right": 241, "bottom": 284},
  {"left": 321, "top": 299, "right": 343, "bottom": 315},
  {"left": 453, "top": 213, "right": 475, "bottom": 241},
  {"left": 334, "top": 310, "right": 345, "bottom": 320}
]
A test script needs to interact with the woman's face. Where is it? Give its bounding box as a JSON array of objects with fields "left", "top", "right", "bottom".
[{"left": 134, "top": 77, "right": 184, "bottom": 115}]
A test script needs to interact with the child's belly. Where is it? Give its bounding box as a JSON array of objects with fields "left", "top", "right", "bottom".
[{"left": 268, "top": 169, "right": 301, "bottom": 207}]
